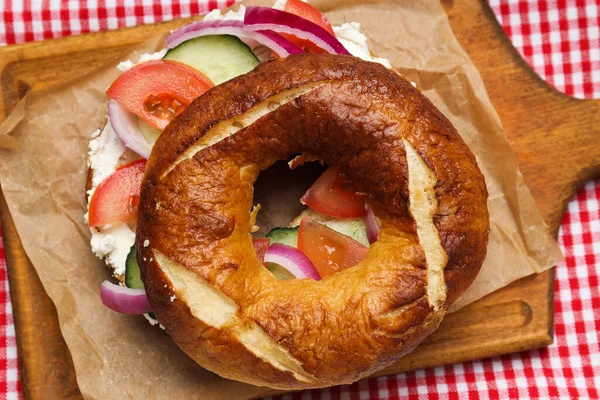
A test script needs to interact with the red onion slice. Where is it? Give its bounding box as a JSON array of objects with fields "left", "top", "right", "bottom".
[
  {"left": 107, "top": 100, "right": 152, "bottom": 159},
  {"left": 165, "top": 19, "right": 303, "bottom": 57},
  {"left": 244, "top": 6, "right": 350, "bottom": 55},
  {"left": 365, "top": 206, "right": 380, "bottom": 244},
  {"left": 100, "top": 280, "right": 152, "bottom": 315},
  {"left": 264, "top": 243, "right": 321, "bottom": 280}
]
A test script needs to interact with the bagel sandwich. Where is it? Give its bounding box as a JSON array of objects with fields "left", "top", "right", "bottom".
[{"left": 86, "top": 1, "right": 489, "bottom": 389}]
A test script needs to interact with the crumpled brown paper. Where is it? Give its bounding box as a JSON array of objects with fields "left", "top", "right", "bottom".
[{"left": 0, "top": 0, "right": 562, "bottom": 398}]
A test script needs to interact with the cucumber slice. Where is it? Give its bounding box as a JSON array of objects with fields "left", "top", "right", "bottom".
[
  {"left": 267, "top": 263, "right": 295, "bottom": 280},
  {"left": 164, "top": 35, "right": 260, "bottom": 85},
  {"left": 125, "top": 246, "right": 157, "bottom": 320},
  {"left": 267, "top": 227, "right": 299, "bottom": 247},
  {"left": 137, "top": 118, "right": 161, "bottom": 146},
  {"left": 319, "top": 217, "right": 369, "bottom": 247},
  {"left": 125, "top": 245, "right": 144, "bottom": 289}
]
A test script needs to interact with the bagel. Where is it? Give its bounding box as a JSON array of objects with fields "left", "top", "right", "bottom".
[{"left": 136, "top": 54, "right": 489, "bottom": 389}]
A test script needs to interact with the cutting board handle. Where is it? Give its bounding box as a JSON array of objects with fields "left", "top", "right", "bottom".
[{"left": 446, "top": 0, "right": 600, "bottom": 234}]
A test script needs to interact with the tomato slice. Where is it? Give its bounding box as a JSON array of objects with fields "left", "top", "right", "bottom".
[
  {"left": 88, "top": 160, "right": 146, "bottom": 228},
  {"left": 283, "top": 0, "right": 336, "bottom": 54},
  {"left": 298, "top": 217, "right": 368, "bottom": 278},
  {"left": 301, "top": 166, "right": 366, "bottom": 218},
  {"left": 253, "top": 238, "right": 271, "bottom": 265},
  {"left": 106, "top": 60, "right": 213, "bottom": 130}
]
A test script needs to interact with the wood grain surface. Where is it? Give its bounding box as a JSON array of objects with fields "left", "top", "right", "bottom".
[{"left": 0, "top": 0, "right": 598, "bottom": 398}]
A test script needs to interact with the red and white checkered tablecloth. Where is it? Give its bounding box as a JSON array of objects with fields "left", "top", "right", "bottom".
[
  {"left": 489, "top": 0, "right": 600, "bottom": 99},
  {"left": 0, "top": 229, "right": 19, "bottom": 399},
  {"left": 0, "top": 1, "right": 599, "bottom": 399}
]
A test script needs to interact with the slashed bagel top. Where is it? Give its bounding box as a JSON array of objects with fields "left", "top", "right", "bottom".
[{"left": 136, "top": 54, "right": 489, "bottom": 389}]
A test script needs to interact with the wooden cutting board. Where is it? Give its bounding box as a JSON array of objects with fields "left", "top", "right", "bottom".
[{"left": 0, "top": 0, "right": 598, "bottom": 398}]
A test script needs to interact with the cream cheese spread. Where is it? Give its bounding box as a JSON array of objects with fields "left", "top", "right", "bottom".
[
  {"left": 117, "top": 49, "right": 168, "bottom": 72},
  {"left": 333, "top": 22, "right": 391, "bottom": 68},
  {"left": 87, "top": 122, "right": 136, "bottom": 277},
  {"left": 203, "top": 6, "right": 246, "bottom": 21}
]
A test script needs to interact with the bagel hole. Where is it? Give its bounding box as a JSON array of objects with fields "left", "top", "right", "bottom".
[{"left": 252, "top": 157, "right": 325, "bottom": 237}]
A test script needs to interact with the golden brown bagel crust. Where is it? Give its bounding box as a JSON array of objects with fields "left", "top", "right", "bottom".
[{"left": 136, "top": 54, "right": 489, "bottom": 389}]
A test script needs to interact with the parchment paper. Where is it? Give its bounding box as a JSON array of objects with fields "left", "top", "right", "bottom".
[{"left": 0, "top": 0, "right": 562, "bottom": 398}]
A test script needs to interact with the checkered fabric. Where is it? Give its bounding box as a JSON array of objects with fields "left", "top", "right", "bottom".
[
  {"left": 0, "top": 0, "right": 235, "bottom": 44},
  {"left": 0, "top": 225, "right": 20, "bottom": 400},
  {"left": 0, "top": 1, "right": 598, "bottom": 399},
  {"left": 489, "top": 0, "right": 600, "bottom": 99}
]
